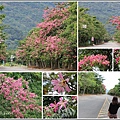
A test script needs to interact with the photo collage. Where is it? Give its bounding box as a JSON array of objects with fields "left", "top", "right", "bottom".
[{"left": 0, "top": 1, "right": 120, "bottom": 119}]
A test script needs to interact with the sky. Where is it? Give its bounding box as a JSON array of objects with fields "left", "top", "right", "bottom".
[{"left": 97, "top": 72, "right": 120, "bottom": 91}]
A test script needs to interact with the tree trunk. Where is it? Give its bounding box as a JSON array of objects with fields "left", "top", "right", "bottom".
[{"left": 83, "top": 87, "right": 86, "bottom": 95}]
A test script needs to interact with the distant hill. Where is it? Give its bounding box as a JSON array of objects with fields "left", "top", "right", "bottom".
[
  {"left": 79, "top": 2, "right": 120, "bottom": 35},
  {"left": 0, "top": 2, "right": 55, "bottom": 49}
]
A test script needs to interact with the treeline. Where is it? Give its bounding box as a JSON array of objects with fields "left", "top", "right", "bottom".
[
  {"left": 79, "top": 2, "right": 119, "bottom": 35},
  {"left": 78, "top": 72, "right": 106, "bottom": 95},
  {"left": 108, "top": 79, "right": 120, "bottom": 97},
  {"left": 16, "top": 2, "right": 77, "bottom": 70},
  {"left": 0, "top": 5, "right": 6, "bottom": 61},
  {"left": 78, "top": 7, "right": 111, "bottom": 47}
]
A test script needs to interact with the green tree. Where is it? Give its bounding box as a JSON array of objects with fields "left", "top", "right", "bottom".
[
  {"left": 78, "top": 72, "right": 96, "bottom": 94},
  {"left": 78, "top": 72, "right": 106, "bottom": 95},
  {"left": 0, "top": 5, "right": 7, "bottom": 61},
  {"left": 108, "top": 78, "right": 120, "bottom": 96},
  {"left": 114, "top": 30, "right": 120, "bottom": 43},
  {"left": 78, "top": 6, "right": 108, "bottom": 47}
]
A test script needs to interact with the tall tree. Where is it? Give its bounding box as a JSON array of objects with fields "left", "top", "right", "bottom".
[
  {"left": 0, "top": 5, "right": 6, "bottom": 61},
  {"left": 78, "top": 72, "right": 106, "bottom": 94},
  {"left": 78, "top": 6, "right": 108, "bottom": 47}
]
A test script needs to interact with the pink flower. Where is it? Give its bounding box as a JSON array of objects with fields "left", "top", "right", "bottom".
[
  {"left": 29, "top": 93, "right": 37, "bottom": 98},
  {"left": 38, "top": 106, "right": 42, "bottom": 111},
  {"left": 110, "top": 16, "right": 120, "bottom": 30},
  {"left": 116, "top": 57, "right": 120, "bottom": 64},
  {"left": 28, "top": 104, "right": 35, "bottom": 110},
  {"left": 78, "top": 54, "right": 110, "bottom": 71},
  {"left": 49, "top": 101, "right": 58, "bottom": 112},
  {"left": 51, "top": 73, "right": 71, "bottom": 93},
  {"left": 72, "top": 96, "right": 77, "bottom": 100},
  {"left": 57, "top": 97, "right": 68, "bottom": 109}
]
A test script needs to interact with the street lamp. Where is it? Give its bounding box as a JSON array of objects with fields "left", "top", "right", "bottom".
[
  {"left": 79, "top": 24, "right": 88, "bottom": 46},
  {"left": 10, "top": 55, "right": 15, "bottom": 66}
]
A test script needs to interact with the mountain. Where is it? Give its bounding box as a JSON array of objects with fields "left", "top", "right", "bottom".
[
  {"left": 79, "top": 2, "right": 120, "bottom": 35},
  {"left": 0, "top": 2, "right": 55, "bottom": 49}
]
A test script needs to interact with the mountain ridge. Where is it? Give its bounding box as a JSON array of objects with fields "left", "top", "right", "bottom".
[{"left": 0, "top": 2, "right": 55, "bottom": 49}]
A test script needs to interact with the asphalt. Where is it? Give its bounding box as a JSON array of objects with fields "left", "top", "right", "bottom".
[
  {"left": 78, "top": 94, "right": 120, "bottom": 118},
  {"left": 79, "top": 41, "right": 120, "bottom": 49},
  {"left": 0, "top": 66, "right": 67, "bottom": 71}
]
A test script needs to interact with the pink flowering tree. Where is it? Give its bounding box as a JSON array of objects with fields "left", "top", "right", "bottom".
[
  {"left": 43, "top": 96, "right": 77, "bottom": 118},
  {"left": 0, "top": 73, "right": 42, "bottom": 118},
  {"left": 110, "top": 16, "right": 120, "bottom": 30},
  {"left": 110, "top": 16, "right": 120, "bottom": 43},
  {"left": 78, "top": 49, "right": 112, "bottom": 71},
  {"left": 43, "top": 72, "right": 77, "bottom": 95},
  {"left": 113, "top": 49, "right": 120, "bottom": 71},
  {"left": 16, "top": 2, "right": 77, "bottom": 70}
]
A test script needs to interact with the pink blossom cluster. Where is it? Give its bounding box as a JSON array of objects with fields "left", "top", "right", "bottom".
[
  {"left": 115, "top": 56, "right": 120, "bottom": 64},
  {"left": 78, "top": 54, "right": 110, "bottom": 71},
  {"left": 44, "top": 97, "right": 68, "bottom": 116},
  {"left": 45, "top": 36, "right": 65, "bottom": 53},
  {"left": 43, "top": 5, "right": 69, "bottom": 21},
  {"left": 110, "top": 16, "right": 120, "bottom": 30},
  {"left": 16, "top": 3, "right": 76, "bottom": 65},
  {"left": 51, "top": 73, "right": 71, "bottom": 93},
  {"left": 113, "top": 49, "right": 120, "bottom": 64},
  {"left": 0, "top": 74, "right": 42, "bottom": 118}
]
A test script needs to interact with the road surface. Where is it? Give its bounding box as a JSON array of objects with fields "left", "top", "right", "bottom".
[
  {"left": 78, "top": 94, "right": 120, "bottom": 118},
  {"left": 79, "top": 41, "right": 120, "bottom": 49},
  {"left": 0, "top": 66, "right": 66, "bottom": 71}
]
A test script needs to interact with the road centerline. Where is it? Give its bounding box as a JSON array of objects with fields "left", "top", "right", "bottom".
[{"left": 97, "top": 97, "right": 110, "bottom": 118}]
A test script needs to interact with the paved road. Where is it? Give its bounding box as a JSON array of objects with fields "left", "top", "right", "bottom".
[
  {"left": 80, "top": 41, "right": 120, "bottom": 49},
  {"left": 0, "top": 66, "right": 40, "bottom": 71},
  {"left": 78, "top": 94, "right": 120, "bottom": 118},
  {"left": 0, "top": 66, "right": 66, "bottom": 71}
]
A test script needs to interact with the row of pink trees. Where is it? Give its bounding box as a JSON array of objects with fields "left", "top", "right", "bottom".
[{"left": 16, "top": 2, "right": 77, "bottom": 70}]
